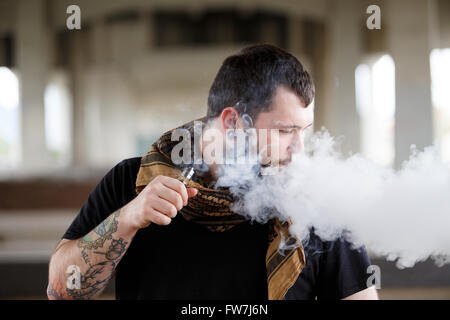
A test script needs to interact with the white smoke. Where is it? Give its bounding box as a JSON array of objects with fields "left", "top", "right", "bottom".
[{"left": 219, "top": 128, "right": 450, "bottom": 269}]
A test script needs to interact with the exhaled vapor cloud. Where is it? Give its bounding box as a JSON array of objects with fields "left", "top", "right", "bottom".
[{"left": 220, "top": 129, "right": 450, "bottom": 269}]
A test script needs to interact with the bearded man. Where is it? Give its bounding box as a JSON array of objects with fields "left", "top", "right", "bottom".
[{"left": 47, "top": 44, "right": 378, "bottom": 300}]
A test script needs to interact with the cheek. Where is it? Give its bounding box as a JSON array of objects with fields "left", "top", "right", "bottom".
[
  {"left": 277, "top": 136, "right": 292, "bottom": 154},
  {"left": 256, "top": 133, "right": 280, "bottom": 158},
  {"left": 256, "top": 132, "right": 292, "bottom": 159},
  {"left": 295, "top": 132, "right": 306, "bottom": 150}
]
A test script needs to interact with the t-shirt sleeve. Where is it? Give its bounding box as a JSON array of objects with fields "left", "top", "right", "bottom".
[
  {"left": 61, "top": 157, "right": 141, "bottom": 240},
  {"left": 316, "top": 237, "right": 372, "bottom": 300}
]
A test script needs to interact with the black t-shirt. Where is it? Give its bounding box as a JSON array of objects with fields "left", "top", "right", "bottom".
[{"left": 62, "top": 157, "right": 372, "bottom": 300}]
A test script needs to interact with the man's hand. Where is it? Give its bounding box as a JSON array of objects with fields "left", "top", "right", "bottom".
[
  {"left": 47, "top": 176, "right": 197, "bottom": 300},
  {"left": 121, "top": 175, "right": 198, "bottom": 230},
  {"left": 342, "top": 286, "right": 379, "bottom": 300}
]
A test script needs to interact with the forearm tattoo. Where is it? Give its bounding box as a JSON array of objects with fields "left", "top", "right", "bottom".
[
  {"left": 63, "top": 210, "right": 129, "bottom": 299},
  {"left": 47, "top": 281, "right": 70, "bottom": 300}
]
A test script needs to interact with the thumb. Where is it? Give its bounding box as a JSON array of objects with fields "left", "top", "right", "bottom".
[{"left": 187, "top": 188, "right": 198, "bottom": 198}]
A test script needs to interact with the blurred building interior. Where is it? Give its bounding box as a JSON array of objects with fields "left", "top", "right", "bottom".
[{"left": 1, "top": 0, "right": 450, "bottom": 299}]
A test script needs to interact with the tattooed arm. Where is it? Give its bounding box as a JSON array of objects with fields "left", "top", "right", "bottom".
[
  {"left": 47, "top": 175, "right": 198, "bottom": 300},
  {"left": 47, "top": 209, "right": 137, "bottom": 300}
]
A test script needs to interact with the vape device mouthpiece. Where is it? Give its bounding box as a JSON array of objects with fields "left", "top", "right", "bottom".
[{"left": 179, "top": 167, "right": 195, "bottom": 186}]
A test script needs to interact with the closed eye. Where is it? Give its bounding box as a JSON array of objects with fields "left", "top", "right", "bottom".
[
  {"left": 279, "top": 129, "right": 296, "bottom": 134},
  {"left": 279, "top": 123, "right": 312, "bottom": 134}
]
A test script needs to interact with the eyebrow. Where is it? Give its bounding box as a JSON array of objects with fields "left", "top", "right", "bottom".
[{"left": 276, "top": 123, "right": 313, "bottom": 129}]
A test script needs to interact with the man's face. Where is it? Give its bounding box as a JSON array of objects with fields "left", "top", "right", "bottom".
[{"left": 252, "top": 85, "right": 314, "bottom": 167}]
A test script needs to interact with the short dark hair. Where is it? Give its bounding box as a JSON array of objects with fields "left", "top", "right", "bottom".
[{"left": 206, "top": 44, "right": 315, "bottom": 122}]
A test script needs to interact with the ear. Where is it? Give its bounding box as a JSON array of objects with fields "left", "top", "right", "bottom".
[{"left": 220, "top": 107, "right": 240, "bottom": 130}]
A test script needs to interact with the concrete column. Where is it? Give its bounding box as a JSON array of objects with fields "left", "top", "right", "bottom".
[
  {"left": 70, "top": 31, "right": 88, "bottom": 167},
  {"left": 16, "top": 0, "right": 51, "bottom": 171},
  {"left": 84, "top": 22, "right": 108, "bottom": 167},
  {"left": 91, "top": 21, "right": 109, "bottom": 67},
  {"left": 0, "top": 36, "right": 4, "bottom": 66},
  {"left": 322, "top": 0, "right": 362, "bottom": 155},
  {"left": 439, "top": 0, "right": 450, "bottom": 48},
  {"left": 386, "top": 0, "right": 437, "bottom": 167}
]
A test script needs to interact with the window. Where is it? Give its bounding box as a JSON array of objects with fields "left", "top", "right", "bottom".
[
  {"left": 430, "top": 48, "right": 450, "bottom": 163},
  {"left": 0, "top": 67, "right": 19, "bottom": 169},
  {"left": 355, "top": 54, "right": 395, "bottom": 166},
  {"left": 44, "top": 72, "right": 73, "bottom": 166}
]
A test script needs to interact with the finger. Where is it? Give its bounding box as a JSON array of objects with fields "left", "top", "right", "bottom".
[
  {"left": 149, "top": 209, "right": 172, "bottom": 225},
  {"left": 187, "top": 188, "right": 198, "bottom": 198},
  {"left": 150, "top": 196, "right": 178, "bottom": 219},
  {"left": 158, "top": 176, "right": 188, "bottom": 205},
  {"left": 153, "top": 184, "right": 184, "bottom": 210}
]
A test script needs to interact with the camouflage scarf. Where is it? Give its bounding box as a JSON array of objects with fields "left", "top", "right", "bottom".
[{"left": 135, "top": 118, "right": 305, "bottom": 299}]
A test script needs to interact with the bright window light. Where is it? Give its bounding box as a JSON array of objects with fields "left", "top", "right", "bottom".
[
  {"left": 0, "top": 67, "right": 19, "bottom": 168},
  {"left": 430, "top": 48, "right": 450, "bottom": 163},
  {"left": 355, "top": 54, "right": 396, "bottom": 167},
  {"left": 44, "top": 73, "right": 73, "bottom": 165}
]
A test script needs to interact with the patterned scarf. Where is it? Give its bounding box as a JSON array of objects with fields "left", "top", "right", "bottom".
[{"left": 135, "top": 118, "right": 306, "bottom": 300}]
